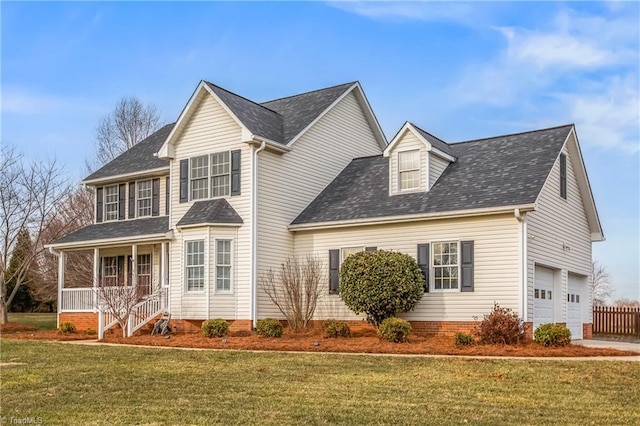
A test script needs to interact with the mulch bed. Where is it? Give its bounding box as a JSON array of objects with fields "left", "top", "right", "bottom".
[{"left": 0, "top": 322, "right": 95, "bottom": 341}]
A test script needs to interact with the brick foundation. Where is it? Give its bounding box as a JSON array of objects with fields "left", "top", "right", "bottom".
[
  {"left": 523, "top": 322, "right": 533, "bottom": 340},
  {"left": 170, "top": 319, "right": 253, "bottom": 334},
  {"left": 583, "top": 323, "right": 593, "bottom": 340},
  {"left": 59, "top": 312, "right": 98, "bottom": 333}
]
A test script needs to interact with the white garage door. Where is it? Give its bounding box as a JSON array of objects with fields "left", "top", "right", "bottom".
[
  {"left": 534, "top": 266, "right": 555, "bottom": 330},
  {"left": 567, "top": 274, "right": 584, "bottom": 339}
]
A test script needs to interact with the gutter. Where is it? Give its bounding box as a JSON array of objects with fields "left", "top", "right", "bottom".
[
  {"left": 514, "top": 208, "right": 528, "bottom": 323},
  {"left": 250, "top": 141, "right": 267, "bottom": 329}
]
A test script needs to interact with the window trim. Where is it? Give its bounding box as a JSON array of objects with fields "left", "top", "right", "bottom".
[
  {"left": 431, "top": 240, "right": 460, "bottom": 292},
  {"left": 340, "top": 246, "right": 364, "bottom": 264},
  {"left": 136, "top": 253, "right": 152, "bottom": 294},
  {"left": 210, "top": 152, "right": 231, "bottom": 198},
  {"left": 102, "top": 256, "right": 118, "bottom": 287},
  {"left": 190, "top": 155, "right": 210, "bottom": 201},
  {"left": 214, "top": 239, "right": 233, "bottom": 294},
  {"left": 398, "top": 149, "right": 421, "bottom": 192},
  {"left": 103, "top": 184, "right": 119, "bottom": 222},
  {"left": 184, "top": 239, "right": 206, "bottom": 294},
  {"left": 136, "top": 179, "right": 153, "bottom": 218}
]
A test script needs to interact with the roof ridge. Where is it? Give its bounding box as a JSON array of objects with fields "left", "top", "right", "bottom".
[
  {"left": 450, "top": 124, "right": 575, "bottom": 145},
  {"left": 261, "top": 81, "right": 357, "bottom": 105},
  {"left": 204, "top": 81, "right": 282, "bottom": 116},
  {"left": 409, "top": 122, "right": 449, "bottom": 145}
]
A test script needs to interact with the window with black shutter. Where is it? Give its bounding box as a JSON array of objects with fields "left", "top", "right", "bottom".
[
  {"left": 231, "top": 149, "right": 241, "bottom": 196},
  {"left": 96, "top": 187, "right": 104, "bottom": 223},
  {"left": 560, "top": 153, "right": 567, "bottom": 199},
  {"left": 417, "top": 244, "right": 430, "bottom": 292},
  {"left": 329, "top": 249, "right": 340, "bottom": 294},
  {"left": 128, "top": 182, "right": 135, "bottom": 219},
  {"left": 460, "top": 241, "right": 474, "bottom": 292},
  {"left": 151, "top": 178, "right": 160, "bottom": 216},
  {"left": 179, "top": 159, "right": 189, "bottom": 203}
]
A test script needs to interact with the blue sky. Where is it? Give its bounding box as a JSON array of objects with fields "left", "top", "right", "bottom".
[{"left": 2, "top": 1, "right": 638, "bottom": 301}]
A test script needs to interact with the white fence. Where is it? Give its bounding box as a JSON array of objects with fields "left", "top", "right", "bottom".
[{"left": 60, "top": 288, "right": 94, "bottom": 312}]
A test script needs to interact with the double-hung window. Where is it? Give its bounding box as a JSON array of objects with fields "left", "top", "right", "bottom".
[
  {"left": 137, "top": 180, "right": 152, "bottom": 217},
  {"left": 137, "top": 254, "right": 152, "bottom": 295},
  {"left": 215, "top": 240, "right": 232, "bottom": 292},
  {"left": 185, "top": 240, "right": 205, "bottom": 292},
  {"left": 341, "top": 247, "right": 364, "bottom": 263},
  {"left": 104, "top": 185, "right": 119, "bottom": 221},
  {"left": 398, "top": 150, "right": 420, "bottom": 191},
  {"left": 211, "top": 152, "right": 230, "bottom": 197},
  {"left": 102, "top": 256, "right": 118, "bottom": 287},
  {"left": 432, "top": 241, "right": 459, "bottom": 290},
  {"left": 190, "top": 155, "right": 209, "bottom": 200}
]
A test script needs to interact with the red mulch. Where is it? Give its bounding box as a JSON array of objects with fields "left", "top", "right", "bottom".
[
  {"left": 97, "top": 327, "right": 639, "bottom": 357},
  {"left": 0, "top": 322, "right": 95, "bottom": 341}
]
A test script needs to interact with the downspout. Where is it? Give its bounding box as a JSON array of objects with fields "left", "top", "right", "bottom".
[
  {"left": 514, "top": 209, "right": 528, "bottom": 324},
  {"left": 48, "top": 246, "right": 62, "bottom": 329},
  {"left": 251, "top": 141, "right": 267, "bottom": 329}
]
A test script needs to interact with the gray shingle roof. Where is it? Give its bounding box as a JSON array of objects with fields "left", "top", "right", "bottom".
[
  {"left": 84, "top": 123, "right": 174, "bottom": 182},
  {"left": 292, "top": 125, "right": 573, "bottom": 225},
  {"left": 51, "top": 217, "right": 170, "bottom": 245},
  {"left": 176, "top": 199, "right": 243, "bottom": 227},
  {"left": 411, "top": 124, "right": 455, "bottom": 157},
  {"left": 261, "top": 82, "right": 356, "bottom": 143}
]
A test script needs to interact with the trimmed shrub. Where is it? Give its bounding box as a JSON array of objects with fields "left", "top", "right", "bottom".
[
  {"left": 339, "top": 250, "right": 424, "bottom": 327},
  {"left": 201, "top": 318, "right": 229, "bottom": 338},
  {"left": 454, "top": 332, "right": 474, "bottom": 347},
  {"left": 58, "top": 322, "right": 76, "bottom": 333},
  {"left": 378, "top": 317, "right": 412, "bottom": 343},
  {"left": 256, "top": 318, "right": 283, "bottom": 338},
  {"left": 474, "top": 303, "right": 524, "bottom": 345},
  {"left": 534, "top": 323, "right": 571, "bottom": 347},
  {"left": 324, "top": 319, "right": 351, "bottom": 338}
]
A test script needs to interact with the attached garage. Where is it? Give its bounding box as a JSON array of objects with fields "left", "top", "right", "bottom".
[
  {"left": 533, "top": 265, "right": 555, "bottom": 330},
  {"left": 567, "top": 274, "right": 585, "bottom": 339}
]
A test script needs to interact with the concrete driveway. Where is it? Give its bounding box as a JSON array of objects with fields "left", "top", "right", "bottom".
[{"left": 573, "top": 338, "right": 640, "bottom": 352}]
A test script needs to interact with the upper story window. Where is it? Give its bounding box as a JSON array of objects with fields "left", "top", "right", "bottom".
[
  {"left": 559, "top": 153, "right": 567, "bottom": 199},
  {"left": 190, "top": 151, "right": 231, "bottom": 200},
  {"left": 191, "top": 155, "right": 210, "bottom": 200},
  {"left": 398, "top": 150, "right": 420, "bottom": 191},
  {"left": 211, "top": 152, "right": 230, "bottom": 198},
  {"left": 137, "top": 180, "right": 152, "bottom": 217},
  {"left": 104, "top": 185, "right": 119, "bottom": 221},
  {"left": 432, "top": 241, "right": 459, "bottom": 291}
]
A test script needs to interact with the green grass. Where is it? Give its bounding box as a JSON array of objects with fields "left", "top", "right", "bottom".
[
  {"left": 1, "top": 339, "right": 639, "bottom": 425},
  {"left": 6, "top": 313, "right": 57, "bottom": 330}
]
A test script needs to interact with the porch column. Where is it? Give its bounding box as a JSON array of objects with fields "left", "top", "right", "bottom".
[
  {"left": 93, "top": 248, "right": 99, "bottom": 312},
  {"left": 160, "top": 242, "right": 167, "bottom": 288},
  {"left": 131, "top": 244, "right": 137, "bottom": 288},
  {"left": 57, "top": 251, "right": 65, "bottom": 327}
]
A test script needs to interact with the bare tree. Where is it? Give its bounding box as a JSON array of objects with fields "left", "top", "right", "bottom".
[
  {"left": 95, "top": 278, "right": 146, "bottom": 338},
  {"left": 591, "top": 260, "right": 614, "bottom": 306},
  {"left": 614, "top": 299, "right": 640, "bottom": 308},
  {"left": 87, "top": 96, "right": 161, "bottom": 171},
  {"left": 260, "top": 255, "right": 325, "bottom": 330},
  {"left": 0, "top": 147, "right": 71, "bottom": 323}
]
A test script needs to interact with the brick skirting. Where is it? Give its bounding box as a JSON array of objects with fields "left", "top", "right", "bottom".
[
  {"left": 59, "top": 312, "right": 98, "bottom": 333},
  {"left": 170, "top": 319, "right": 253, "bottom": 334},
  {"left": 583, "top": 323, "right": 593, "bottom": 339}
]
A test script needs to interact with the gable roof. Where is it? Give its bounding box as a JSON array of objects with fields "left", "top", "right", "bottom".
[
  {"left": 291, "top": 125, "right": 574, "bottom": 227},
  {"left": 83, "top": 123, "right": 174, "bottom": 183},
  {"left": 176, "top": 199, "right": 243, "bottom": 228},
  {"left": 411, "top": 124, "right": 455, "bottom": 157},
  {"left": 49, "top": 217, "right": 170, "bottom": 247}
]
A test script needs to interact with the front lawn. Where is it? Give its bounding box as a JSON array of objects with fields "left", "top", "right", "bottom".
[
  {"left": 1, "top": 339, "right": 639, "bottom": 425},
  {"left": 6, "top": 313, "right": 56, "bottom": 330}
]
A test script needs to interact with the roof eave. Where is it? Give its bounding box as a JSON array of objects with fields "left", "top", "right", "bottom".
[
  {"left": 176, "top": 222, "right": 243, "bottom": 230},
  {"left": 82, "top": 166, "right": 170, "bottom": 186},
  {"left": 46, "top": 230, "right": 174, "bottom": 251}
]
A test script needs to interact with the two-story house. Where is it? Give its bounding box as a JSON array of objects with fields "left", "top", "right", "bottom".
[{"left": 48, "top": 79, "right": 603, "bottom": 340}]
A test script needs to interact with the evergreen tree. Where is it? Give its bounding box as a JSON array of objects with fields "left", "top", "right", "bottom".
[{"left": 6, "top": 229, "right": 37, "bottom": 312}]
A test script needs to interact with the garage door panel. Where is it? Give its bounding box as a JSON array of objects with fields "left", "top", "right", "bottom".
[
  {"left": 534, "top": 266, "right": 554, "bottom": 330},
  {"left": 568, "top": 274, "right": 584, "bottom": 339}
]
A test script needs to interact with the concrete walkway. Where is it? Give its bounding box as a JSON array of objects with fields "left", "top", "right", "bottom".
[
  {"left": 55, "top": 339, "right": 640, "bottom": 361},
  {"left": 573, "top": 338, "right": 640, "bottom": 352}
]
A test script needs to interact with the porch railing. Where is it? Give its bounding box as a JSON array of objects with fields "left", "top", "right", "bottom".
[
  {"left": 60, "top": 288, "right": 94, "bottom": 312},
  {"left": 127, "top": 287, "right": 169, "bottom": 336}
]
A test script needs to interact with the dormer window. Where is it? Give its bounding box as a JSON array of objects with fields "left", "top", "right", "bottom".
[{"left": 398, "top": 150, "right": 420, "bottom": 191}]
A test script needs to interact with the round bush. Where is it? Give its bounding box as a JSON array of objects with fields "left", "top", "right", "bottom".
[
  {"left": 473, "top": 303, "right": 524, "bottom": 345},
  {"left": 454, "top": 332, "right": 474, "bottom": 347},
  {"left": 339, "top": 250, "right": 424, "bottom": 327},
  {"left": 378, "top": 317, "right": 412, "bottom": 342},
  {"left": 201, "top": 318, "right": 229, "bottom": 338},
  {"left": 256, "top": 318, "right": 283, "bottom": 338},
  {"left": 534, "top": 323, "right": 571, "bottom": 347},
  {"left": 58, "top": 322, "right": 76, "bottom": 333},
  {"left": 324, "top": 319, "right": 351, "bottom": 338}
]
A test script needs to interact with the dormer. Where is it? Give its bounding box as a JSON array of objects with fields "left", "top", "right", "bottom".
[{"left": 383, "top": 122, "right": 456, "bottom": 195}]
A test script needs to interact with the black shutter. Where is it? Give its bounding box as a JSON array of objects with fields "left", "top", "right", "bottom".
[
  {"left": 152, "top": 178, "right": 160, "bottom": 216},
  {"left": 117, "top": 256, "right": 125, "bottom": 286},
  {"left": 460, "top": 241, "right": 474, "bottom": 292},
  {"left": 365, "top": 247, "right": 377, "bottom": 252},
  {"left": 118, "top": 184, "right": 126, "bottom": 220},
  {"left": 560, "top": 153, "right": 567, "bottom": 199},
  {"left": 179, "top": 159, "right": 189, "bottom": 203},
  {"left": 128, "top": 182, "right": 135, "bottom": 219},
  {"left": 231, "top": 149, "right": 241, "bottom": 196},
  {"left": 96, "top": 187, "right": 104, "bottom": 223},
  {"left": 165, "top": 176, "right": 170, "bottom": 215},
  {"left": 127, "top": 255, "right": 133, "bottom": 287},
  {"left": 329, "top": 249, "right": 340, "bottom": 294},
  {"left": 417, "top": 244, "right": 430, "bottom": 292}
]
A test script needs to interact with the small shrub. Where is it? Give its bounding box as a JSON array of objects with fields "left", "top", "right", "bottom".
[
  {"left": 85, "top": 328, "right": 97, "bottom": 336},
  {"left": 454, "top": 332, "right": 474, "bottom": 347},
  {"left": 201, "top": 318, "right": 229, "bottom": 338},
  {"left": 534, "top": 323, "right": 571, "bottom": 347},
  {"left": 378, "top": 317, "right": 412, "bottom": 343},
  {"left": 58, "top": 322, "right": 76, "bottom": 333},
  {"left": 474, "top": 303, "right": 524, "bottom": 345},
  {"left": 324, "top": 319, "right": 351, "bottom": 338},
  {"left": 256, "top": 318, "right": 283, "bottom": 338}
]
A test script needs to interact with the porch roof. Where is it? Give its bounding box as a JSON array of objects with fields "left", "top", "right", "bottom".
[
  {"left": 176, "top": 199, "right": 243, "bottom": 228},
  {"left": 49, "top": 217, "right": 170, "bottom": 249}
]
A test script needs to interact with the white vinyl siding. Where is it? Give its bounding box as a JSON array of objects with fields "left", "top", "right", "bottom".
[
  {"left": 256, "top": 91, "right": 383, "bottom": 318},
  {"left": 388, "top": 129, "right": 427, "bottom": 195},
  {"left": 429, "top": 154, "right": 449, "bottom": 189},
  {"left": 294, "top": 214, "right": 520, "bottom": 321},
  {"left": 215, "top": 239, "right": 232, "bottom": 293},
  {"left": 190, "top": 155, "right": 209, "bottom": 200},
  {"left": 104, "top": 185, "right": 119, "bottom": 221},
  {"left": 185, "top": 240, "right": 205, "bottom": 292},
  {"left": 398, "top": 150, "right": 420, "bottom": 191},
  {"left": 526, "top": 133, "right": 592, "bottom": 324},
  {"left": 137, "top": 180, "right": 152, "bottom": 217}
]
